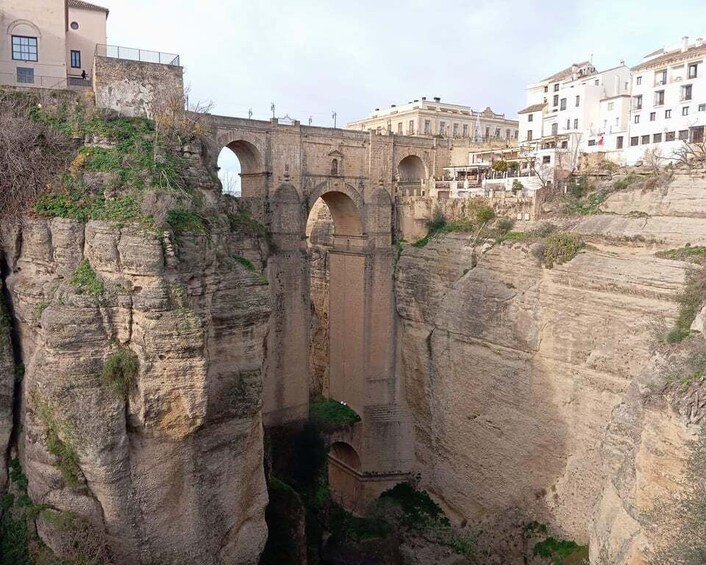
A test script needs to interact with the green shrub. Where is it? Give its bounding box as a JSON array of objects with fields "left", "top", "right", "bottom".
[
  {"left": 102, "top": 348, "right": 139, "bottom": 399},
  {"left": 496, "top": 217, "right": 514, "bottom": 235},
  {"left": 425, "top": 208, "right": 447, "bottom": 232},
  {"left": 533, "top": 537, "right": 588, "bottom": 564},
  {"left": 380, "top": 482, "right": 448, "bottom": 527},
  {"left": 613, "top": 174, "right": 637, "bottom": 190},
  {"left": 666, "top": 265, "right": 706, "bottom": 343},
  {"left": 512, "top": 179, "right": 524, "bottom": 193},
  {"left": 309, "top": 399, "right": 361, "bottom": 432},
  {"left": 71, "top": 259, "right": 104, "bottom": 296},
  {"left": 656, "top": 245, "right": 706, "bottom": 262},
  {"left": 233, "top": 255, "right": 256, "bottom": 271},
  {"left": 541, "top": 233, "right": 584, "bottom": 269},
  {"left": 570, "top": 191, "right": 607, "bottom": 215},
  {"left": 491, "top": 160, "right": 508, "bottom": 172},
  {"left": 166, "top": 208, "right": 205, "bottom": 234}
]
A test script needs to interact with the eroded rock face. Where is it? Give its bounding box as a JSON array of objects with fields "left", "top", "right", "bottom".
[
  {"left": 0, "top": 268, "right": 15, "bottom": 494},
  {"left": 4, "top": 217, "right": 270, "bottom": 564},
  {"left": 395, "top": 233, "right": 685, "bottom": 560}
]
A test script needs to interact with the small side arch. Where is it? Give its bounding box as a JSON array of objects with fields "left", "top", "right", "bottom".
[
  {"left": 309, "top": 181, "right": 364, "bottom": 237},
  {"left": 397, "top": 154, "right": 427, "bottom": 180}
]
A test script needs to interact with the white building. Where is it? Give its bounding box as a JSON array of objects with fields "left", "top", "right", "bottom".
[
  {"left": 625, "top": 36, "right": 706, "bottom": 164},
  {"left": 519, "top": 61, "right": 632, "bottom": 183},
  {"left": 347, "top": 97, "right": 518, "bottom": 142}
]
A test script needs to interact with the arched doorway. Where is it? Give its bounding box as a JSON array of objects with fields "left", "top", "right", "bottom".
[
  {"left": 217, "top": 140, "right": 265, "bottom": 199},
  {"left": 305, "top": 189, "right": 365, "bottom": 408},
  {"left": 328, "top": 442, "right": 363, "bottom": 513},
  {"left": 397, "top": 155, "right": 427, "bottom": 196}
]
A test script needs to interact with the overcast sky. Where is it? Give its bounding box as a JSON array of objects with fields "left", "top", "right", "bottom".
[
  {"left": 97, "top": 0, "right": 706, "bottom": 191},
  {"left": 100, "top": 0, "right": 706, "bottom": 126}
]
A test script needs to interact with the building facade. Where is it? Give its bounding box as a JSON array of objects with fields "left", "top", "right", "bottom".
[
  {"left": 625, "top": 36, "right": 706, "bottom": 164},
  {"left": 0, "top": 0, "right": 107, "bottom": 89},
  {"left": 347, "top": 97, "right": 519, "bottom": 142}
]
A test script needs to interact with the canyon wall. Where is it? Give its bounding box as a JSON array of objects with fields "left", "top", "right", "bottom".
[
  {"left": 1, "top": 217, "right": 270, "bottom": 564},
  {"left": 394, "top": 170, "right": 706, "bottom": 562}
]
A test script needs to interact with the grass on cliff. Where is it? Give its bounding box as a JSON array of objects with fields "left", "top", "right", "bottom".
[
  {"left": 656, "top": 244, "right": 706, "bottom": 262},
  {"left": 533, "top": 537, "right": 589, "bottom": 565},
  {"left": 32, "top": 394, "right": 81, "bottom": 487},
  {"left": 70, "top": 259, "right": 105, "bottom": 296},
  {"left": 309, "top": 399, "right": 361, "bottom": 433},
  {"left": 666, "top": 264, "right": 706, "bottom": 343},
  {"left": 412, "top": 204, "right": 496, "bottom": 247},
  {"left": 102, "top": 348, "right": 139, "bottom": 399}
]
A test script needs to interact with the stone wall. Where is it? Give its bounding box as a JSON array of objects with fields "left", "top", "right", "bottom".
[{"left": 93, "top": 56, "right": 184, "bottom": 118}]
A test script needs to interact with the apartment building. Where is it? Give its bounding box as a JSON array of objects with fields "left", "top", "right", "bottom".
[
  {"left": 0, "top": 0, "right": 107, "bottom": 88},
  {"left": 519, "top": 61, "right": 632, "bottom": 182},
  {"left": 347, "top": 97, "right": 519, "bottom": 142},
  {"left": 626, "top": 36, "right": 706, "bottom": 164}
]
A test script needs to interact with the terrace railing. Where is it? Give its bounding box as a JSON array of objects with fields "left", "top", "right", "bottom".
[{"left": 96, "top": 44, "right": 180, "bottom": 66}]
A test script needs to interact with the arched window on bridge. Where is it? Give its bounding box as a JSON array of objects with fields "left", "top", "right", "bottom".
[
  {"left": 217, "top": 140, "right": 264, "bottom": 199},
  {"left": 331, "top": 158, "right": 339, "bottom": 176}
]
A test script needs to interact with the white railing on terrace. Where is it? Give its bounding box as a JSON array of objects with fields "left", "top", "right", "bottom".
[
  {"left": 96, "top": 44, "right": 180, "bottom": 66},
  {"left": 0, "top": 72, "right": 67, "bottom": 89}
]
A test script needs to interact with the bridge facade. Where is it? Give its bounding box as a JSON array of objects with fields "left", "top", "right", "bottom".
[{"left": 203, "top": 115, "right": 451, "bottom": 507}]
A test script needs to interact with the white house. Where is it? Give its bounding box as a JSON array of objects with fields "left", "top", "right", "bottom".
[{"left": 625, "top": 36, "right": 706, "bottom": 164}]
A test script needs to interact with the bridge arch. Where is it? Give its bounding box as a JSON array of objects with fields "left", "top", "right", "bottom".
[
  {"left": 216, "top": 137, "right": 267, "bottom": 199},
  {"left": 308, "top": 181, "right": 364, "bottom": 237},
  {"left": 397, "top": 154, "right": 427, "bottom": 180},
  {"left": 328, "top": 441, "right": 363, "bottom": 512}
]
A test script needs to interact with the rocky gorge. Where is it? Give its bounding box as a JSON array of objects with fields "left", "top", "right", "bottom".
[{"left": 2, "top": 89, "right": 706, "bottom": 565}]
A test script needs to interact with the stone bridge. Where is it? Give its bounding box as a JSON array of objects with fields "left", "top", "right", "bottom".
[{"left": 202, "top": 115, "right": 451, "bottom": 508}]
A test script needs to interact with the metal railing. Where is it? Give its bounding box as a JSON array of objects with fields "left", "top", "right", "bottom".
[
  {"left": 0, "top": 72, "right": 67, "bottom": 89},
  {"left": 95, "top": 44, "right": 180, "bottom": 66}
]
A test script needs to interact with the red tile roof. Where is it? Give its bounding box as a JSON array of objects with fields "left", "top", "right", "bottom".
[
  {"left": 543, "top": 61, "right": 593, "bottom": 83},
  {"left": 632, "top": 43, "right": 706, "bottom": 71}
]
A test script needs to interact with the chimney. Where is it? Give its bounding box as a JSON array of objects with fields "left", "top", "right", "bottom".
[
  {"left": 414, "top": 99, "right": 419, "bottom": 102},
  {"left": 421, "top": 96, "right": 426, "bottom": 101},
  {"left": 391, "top": 104, "right": 396, "bottom": 108},
  {"left": 374, "top": 108, "right": 379, "bottom": 112},
  {"left": 697, "top": 37, "right": 704, "bottom": 47},
  {"left": 682, "top": 36, "right": 689, "bottom": 53},
  {"left": 434, "top": 96, "right": 441, "bottom": 102}
]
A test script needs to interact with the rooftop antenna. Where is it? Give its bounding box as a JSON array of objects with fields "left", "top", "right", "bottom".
[
  {"left": 308, "top": 116, "right": 313, "bottom": 126},
  {"left": 248, "top": 108, "right": 252, "bottom": 119},
  {"left": 332, "top": 111, "right": 337, "bottom": 128},
  {"left": 271, "top": 102, "right": 275, "bottom": 119}
]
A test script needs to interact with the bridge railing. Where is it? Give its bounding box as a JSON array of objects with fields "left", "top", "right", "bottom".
[{"left": 95, "top": 44, "right": 181, "bottom": 66}]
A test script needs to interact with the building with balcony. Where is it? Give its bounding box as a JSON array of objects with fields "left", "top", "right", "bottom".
[
  {"left": 625, "top": 36, "right": 706, "bottom": 164},
  {"left": 0, "top": 0, "right": 108, "bottom": 89},
  {"left": 346, "top": 97, "right": 519, "bottom": 142}
]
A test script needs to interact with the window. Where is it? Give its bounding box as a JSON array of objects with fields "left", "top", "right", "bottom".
[
  {"left": 681, "top": 84, "right": 693, "bottom": 101},
  {"left": 397, "top": 122, "right": 403, "bottom": 134},
  {"left": 641, "top": 135, "right": 650, "bottom": 144},
  {"left": 331, "top": 159, "right": 338, "bottom": 176},
  {"left": 12, "top": 36, "right": 38, "bottom": 62},
  {"left": 594, "top": 79, "right": 600, "bottom": 85},
  {"left": 634, "top": 95, "right": 643, "bottom": 110},
  {"left": 654, "top": 90, "right": 665, "bottom": 106},
  {"left": 551, "top": 123, "right": 558, "bottom": 135},
  {"left": 666, "top": 131, "right": 676, "bottom": 141},
  {"left": 656, "top": 69, "right": 667, "bottom": 85},
  {"left": 608, "top": 102, "right": 615, "bottom": 111},
  {"left": 527, "top": 130, "right": 533, "bottom": 141},
  {"left": 514, "top": 130, "right": 518, "bottom": 139},
  {"left": 560, "top": 98, "right": 567, "bottom": 110},
  {"left": 485, "top": 126, "right": 490, "bottom": 139},
  {"left": 495, "top": 128, "right": 500, "bottom": 137},
  {"left": 542, "top": 155, "right": 551, "bottom": 164},
  {"left": 544, "top": 85, "right": 548, "bottom": 93},
  {"left": 70, "top": 50, "right": 81, "bottom": 69},
  {"left": 636, "top": 76, "right": 642, "bottom": 85},
  {"left": 409, "top": 120, "right": 415, "bottom": 134},
  {"left": 70, "top": 21, "right": 79, "bottom": 30},
  {"left": 573, "top": 118, "right": 579, "bottom": 129},
  {"left": 424, "top": 120, "right": 431, "bottom": 134},
  {"left": 700, "top": 104, "right": 706, "bottom": 112},
  {"left": 566, "top": 119, "right": 571, "bottom": 130},
  {"left": 653, "top": 133, "right": 662, "bottom": 143},
  {"left": 634, "top": 115, "right": 640, "bottom": 124},
  {"left": 561, "top": 140, "right": 568, "bottom": 149},
  {"left": 439, "top": 121, "right": 445, "bottom": 135},
  {"left": 527, "top": 114, "right": 534, "bottom": 122},
  {"left": 453, "top": 123, "right": 459, "bottom": 137},
  {"left": 679, "top": 130, "right": 689, "bottom": 141},
  {"left": 683, "top": 106, "right": 690, "bottom": 116},
  {"left": 650, "top": 112, "right": 656, "bottom": 121},
  {"left": 665, "top": 109, "right": 672, "bottom": 118},
  {"left": 553, "top": 94, "right": 559, "bottom": 107},
  {"left": 506, "top": 128, "right": 510, "bottom": 138},
  {"left": 689, "top": 63, "right": 698, "bottom": 79},
  {"left": 617, "top": 136, "right": 624, "bottom": 149},
  {"left": 588, "top": 139, "right": 596, "bottom": 146},
  {"left": 575, "top": 95, "right": 580, "bottom": 107},
  {"left": 462, "top": 124, "right": 468, "bottom": 137},
  {"left": 554, "top": 83, "right": 559, "bottom": 92},
  {"left": 630, "top": 136, "right": 639, "bottom": 146},
  {"left": 16, "top": 67, "right": 34, "bottom": 84}
]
